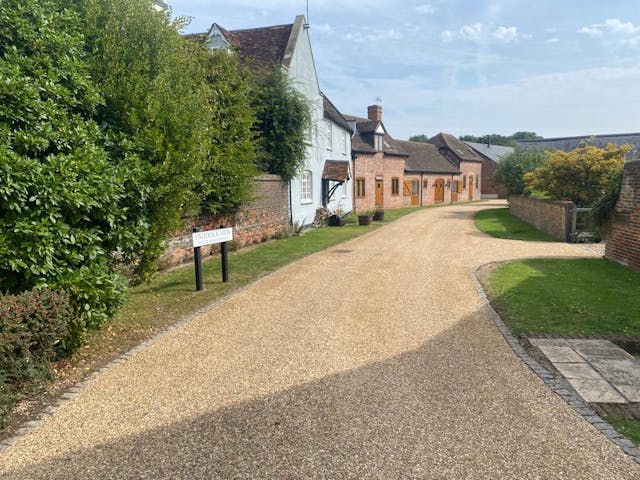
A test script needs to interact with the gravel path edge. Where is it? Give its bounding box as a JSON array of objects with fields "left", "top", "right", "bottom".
[{"left": 471, "top": 262, "right": 640, "bottom": 465}]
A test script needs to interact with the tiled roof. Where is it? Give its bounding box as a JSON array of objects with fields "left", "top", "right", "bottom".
[
  {"left": 430, "top": 133, "right": 483, "bottom": 163},
  {"left": 349, "top": 122, "right": 407, "bottom": 157},
  {"left": 518, "top": 133, "right": 640, "bottom": 161},
  {"left": 228, "top": 23, "right": 293, "bottom": 71},
  {"left": 464, "top": 141, "right": 514, "bottom": 163},
  {"left": 393, "top": 140, "right": 460, "bottom": 174},
  {"left": 322, "top": 160, "right": 350, "bottom": 182},
  {"left": 322, "top": 93, "right": 352, "bottom": 133}
]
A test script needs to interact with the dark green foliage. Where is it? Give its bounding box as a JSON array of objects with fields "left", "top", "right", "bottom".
[
  {"left": 492, "top": 147, "right": 547, "bottom": 195},
  {"left": 251, "top": 68, "right": 312, "bottom": 181},
  {"left": 590, "top": 166, "right": 624, "bottom": 237},
  {"left": 0, "top": 0, "right": 145, "bottom": 329},
  {"left": 511, "top": 131, "right": 542, "bottom": 141},
  {"left": 408, "top": 134, "right": 429, "bottom": 143},
  {"left": 72, "top": 0, "right": 257, "bottom": 277},
  {"left": 0, "top": 289, "right": 75, "bottom": 426},
  {"left": 459, "top": 134, "right": 517, "bottom": 147}
]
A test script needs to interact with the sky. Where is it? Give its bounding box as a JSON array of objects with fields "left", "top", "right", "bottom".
[{"left": 167, "top": 0, "right": 640, "bottom": 140}]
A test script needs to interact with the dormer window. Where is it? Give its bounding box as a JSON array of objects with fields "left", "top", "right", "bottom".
[{"left": 375, "top": 134, "right": 384, "bottom": 151}]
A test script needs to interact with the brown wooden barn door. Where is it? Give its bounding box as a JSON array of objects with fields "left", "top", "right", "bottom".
[
  {"left": 411, "top": 180, "right": 419, "bottom": 206},
  {"left": 375, "top": 179, "right": 383, "bottom": 207},
  {"left": 434, "top": 179, "right": 445, "bottom": 203}
]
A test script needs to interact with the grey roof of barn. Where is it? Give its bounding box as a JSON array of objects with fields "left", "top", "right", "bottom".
[
  {"left": 464, "top": 141, "right": 514, "bottom": 163},
  {"left": 393, "top": 140, "right": 460, "bottom": 174},
  {"left": 322, "top": 93, "right": 352, "bottom": 133},
  {"left": 430, "top": 133, "right": 483, "bottom": 163},
  {"left": 343, "top": 114, "right": 408, "bottom": 157},
  {"left": 518, "top": 132, "right": 640, "bottom": 161}
]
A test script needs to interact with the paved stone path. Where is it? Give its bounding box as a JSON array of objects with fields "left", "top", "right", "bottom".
[
  {"left": 2, "top": 200, "right": 639, "bottom": 479},
  {"left": 532, "top": 338, "right": 640, "bottom": 403}
]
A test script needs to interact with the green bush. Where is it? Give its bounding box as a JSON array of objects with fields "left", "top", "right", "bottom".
[{"left": 0, "top": 288, "right": 75, "bottom": 426}]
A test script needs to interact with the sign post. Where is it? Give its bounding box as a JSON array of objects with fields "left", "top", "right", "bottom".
[
  {"left": 193, "top": 227, "right": 204, "bottom": 291},
  {"left": 192, "top": 225, "right": 234, "bottom": 290}
]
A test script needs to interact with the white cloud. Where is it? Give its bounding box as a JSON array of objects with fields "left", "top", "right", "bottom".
[
  {"left": 546, "top": 37, "right": 560, "bottom": 43},
  {"left": 579, "top": 18, "right": 640, "bottom": 39},
  {"left": 415, "top": 4, "right": 436, "bottom": 15},
  {"left": 441, "top": 23, "right": 525, "bottom": 44},
  {"left": 344, "top": 28, "right": 402, "bottom": 43}
]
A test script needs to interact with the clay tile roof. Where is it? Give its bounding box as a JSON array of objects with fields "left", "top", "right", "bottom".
[
  {"left": 322, "top": 93, "right": 352, "bottom": 133},
  {"left": 322, "top": 160, "right": 351, "bottom": 182},
  {"left": 430, "top": 133, "right": 483, "bottom": 162},
  {"left": 393, "top": 140, "right": 460, "bottom": 174},
  {"left": 228, "top": 23, "right": 293, "bottom": 71},
  {"left": 346, "top": 114, "right": 407, "bottom": 157}
]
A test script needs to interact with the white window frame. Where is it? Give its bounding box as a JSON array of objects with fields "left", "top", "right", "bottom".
[
  {"left": 375, "top": 134, "right": 383, "bottom": 151},
  {"left": 301, "top": 170, "right": 313, "bottom": 204},
  {"left": 325, "top": 121, "right": 333, "bottom": 150},
  {"left": 342, "top": 130, "right": 348, "bottom": 155}
]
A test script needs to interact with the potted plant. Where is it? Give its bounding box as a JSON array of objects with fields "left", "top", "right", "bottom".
[
  {"left": 358, "top": 209, "right": 374, "bottom": 226},
  {"left": 373, "top": 207, "right": 384, "bottom": 221}
]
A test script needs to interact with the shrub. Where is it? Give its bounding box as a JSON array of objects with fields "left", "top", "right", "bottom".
[{"left": 0, "top": 288, "right": 75, "bottom": 426}]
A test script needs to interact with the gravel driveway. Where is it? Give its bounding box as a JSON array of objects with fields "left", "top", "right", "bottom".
[{"left": 2, "top": 200, "right": 638, "bottom": 479}]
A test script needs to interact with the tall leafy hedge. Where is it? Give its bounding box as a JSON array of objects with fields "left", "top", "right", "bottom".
[{"left": 0, "top": 0, "right": 148, "bottom": 337}]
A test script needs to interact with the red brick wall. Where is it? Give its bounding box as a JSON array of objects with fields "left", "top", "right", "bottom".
[
  {"left": 606, "top": 161, "right": 640, "bottom": 271},
  {"left": 509, "top": 195, "right": 573, "bottom": 241},
  {"left": 161, "top": 174, "right": 289, "bottom": 269},
  {"left": 353, "top": 152, "right": 406, "bottom": 211}
]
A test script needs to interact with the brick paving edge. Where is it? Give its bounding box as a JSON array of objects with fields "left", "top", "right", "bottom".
[{"left": 471, "top": 262, "right": 640, "bottom": 465}]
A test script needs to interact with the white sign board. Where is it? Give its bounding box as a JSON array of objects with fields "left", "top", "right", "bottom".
[{"left": 192, "top": 228, "right": 233, "bottom": 248}]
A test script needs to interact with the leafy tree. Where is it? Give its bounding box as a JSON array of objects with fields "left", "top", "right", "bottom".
[
  {"left": 493, "top": 147, "right": 547, "bottom": 195},
  {"left": 251, "top": 68, "right": 312, "bottom": 182},
  {"left": 511, "top": 131, "right": 542, "bottom": 141},
  {"left": 409, "top": 134, "right": 429, "bottom": 143},
  {"left": 459, "top": 134, "right": 517, "bottom": 147},
  {"left": 590, "top": 167, "right": 625, "bottom": 237},
  {"left": 0, "top": 0, "right": 148, "bottom": 339},
  {"left": 524, "top": 144, "right": 629, "bottom": 206},
  {"left": 71, "top": 0, "right": 257, "bottom": 278}
]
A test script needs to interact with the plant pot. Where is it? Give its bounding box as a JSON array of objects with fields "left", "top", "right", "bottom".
[
  {"left": 373, "top": 210, "right": 384, "bottom": 221},
  {"left": 358, "top": 215, "right": 373, "bottom": 226}
]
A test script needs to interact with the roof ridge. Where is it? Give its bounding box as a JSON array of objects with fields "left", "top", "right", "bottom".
[
  {"left": 230, "top": 23, "right": 294, "bottom": 33},
  {"left": 519, "top": 132, "right": 640, "bottom": 143}
]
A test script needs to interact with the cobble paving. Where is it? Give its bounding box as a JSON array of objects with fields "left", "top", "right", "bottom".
[{"left": 1, "top": 200, "right": 639, "bottom": 479}]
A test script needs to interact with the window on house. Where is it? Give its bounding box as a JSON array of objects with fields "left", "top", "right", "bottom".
[
  {"left": 412, "top": 181, "right": 419, "bottom": 194},
  {"left": 356, "top": 178, "right": 365, "bottom": 198},
  {"left": 306, "top": 124, "right": 314, "bottom": 145},
  {"left": 391, "top": 178, "right": 399, "bottom": 195},
  {"left": 423, "top": 179, "right": 429, "bottom": 189},
  {"left": 375, "top": 134, "right": 383, "bottom": 151},
  {"left": 325, "top": 121, "right": 332, "bottom": 150},
  {"left": 301, "top": 170, "right": 312, "bottom": 203},
  {"left": 463, "top": 175, "right": 467, "bottom": 189},
  {"left": 342, "top": 130, "right": 348, "bottom": 155}
]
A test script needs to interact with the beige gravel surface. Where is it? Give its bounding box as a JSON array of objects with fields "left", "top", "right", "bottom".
[{"left": 2, "top": 200, "right": 638, "bottom": 479}]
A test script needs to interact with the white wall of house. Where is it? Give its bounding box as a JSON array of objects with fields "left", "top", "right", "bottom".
[
  {"left": 286, "top": 24, "right": 325, "bottom": 227},
  {"left": 324, "top": 121, "right": 353, "bottom": 215}
]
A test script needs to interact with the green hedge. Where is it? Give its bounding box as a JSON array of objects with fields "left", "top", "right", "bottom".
[{"left": 0, "top": 288, "right": 75, "bottom": 425}]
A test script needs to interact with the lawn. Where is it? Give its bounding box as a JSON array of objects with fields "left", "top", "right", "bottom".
[
  {"left": 485, "top": 258, "right": 640, "bottom": 336},
  {"left": 605, "top": 417, "right": 640, "bottom": 446},
  {"left": 475, "top": 207, "right": 558, "bottom": 242}
]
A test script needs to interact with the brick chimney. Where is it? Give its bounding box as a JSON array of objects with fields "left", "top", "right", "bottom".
[{"left": 367, "top": 104, "right": 382, "bottom": 122}]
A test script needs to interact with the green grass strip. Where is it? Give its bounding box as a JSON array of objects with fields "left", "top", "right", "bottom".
[
  {"left": 486, "top": 258, "right": 640, "bottom": 336},
  {"left": 605, "top": 417, "right": 640, "bottom": 446},
  {"left": 475, "top": 207, "right": 558, "bottom": 242}
]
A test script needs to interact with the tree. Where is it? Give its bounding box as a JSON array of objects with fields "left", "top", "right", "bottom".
[
  {"left": 251, "top": 68, "right": 312, "bottom": 182},
  {"left": 524, "top": 144, "right": 629, "bottom": 206},
  {"left": 0, "top": 0, "right": 148, "bottom": 336},
  {"left": 409, "top": 134, "right": 429, "bottom": 143},
  {"left": 493, "top": 147, "right": 547, "bottom": 195},
  {"left": 511, "top": 131, "right": 542, "bottom": 141},
  {"left": 459, "top": 134, "right": 517, "bottom": 147},
  {"left": 71, "top": 0, "right": 257, "bottom": 278}
]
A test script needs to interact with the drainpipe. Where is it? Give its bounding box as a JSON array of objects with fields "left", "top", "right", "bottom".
[
  {"left": 289, "top": 179, "right": 293, "bottom": 225},
  {"left": 450, "top": 174, "right": 454, "bottom": 203},
  {"left": 420, "top": 172, "right": 424, "bottom": 206}
]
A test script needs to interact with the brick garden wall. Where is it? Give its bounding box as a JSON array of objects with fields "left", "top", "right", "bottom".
[
  {"left": 606, "top": 161, "right": 640, "bottom": 271},
  {"left": 161, "top": 174, "right": 289, "bottom": 269},
  {"left": 509, "top": 195, "right": 573, "bottom": 241}
]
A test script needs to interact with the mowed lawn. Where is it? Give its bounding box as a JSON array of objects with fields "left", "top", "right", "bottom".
[
  {"left": 475, "top": 207, "right": 558, "bottom": 242},
  {"left": 485, "top": 258, "right": 640, "bottom": 336}
]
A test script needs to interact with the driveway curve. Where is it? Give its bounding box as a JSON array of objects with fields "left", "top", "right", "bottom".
[{"left": 2, "top": 200, "right": 638, "bottom": 479}]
